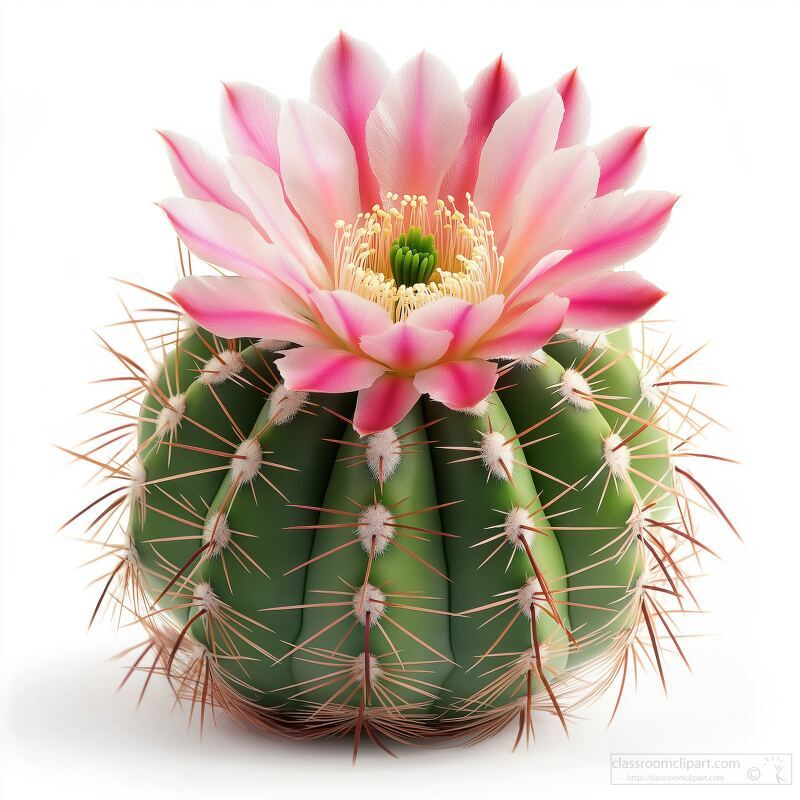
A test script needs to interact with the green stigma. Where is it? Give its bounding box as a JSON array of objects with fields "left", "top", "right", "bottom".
[{"left": 389, "top": 226, "right": 438, "bottom": 287}]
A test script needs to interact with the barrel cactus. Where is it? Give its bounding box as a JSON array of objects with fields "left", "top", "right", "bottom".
[{"left": 70, "top": 33, "right": 734, "bottom": 757}]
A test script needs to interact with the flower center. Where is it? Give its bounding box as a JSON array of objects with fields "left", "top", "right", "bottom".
[
  {"left": 389, "top": 226, "right": 438, "bottom": 287},
  {"left": 334, "top": 193, "right": 503, "bottom": 321}
]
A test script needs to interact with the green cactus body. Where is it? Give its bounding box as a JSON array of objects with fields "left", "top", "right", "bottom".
[
  {"left": 125, "top": 329, "right": 677, "bottom": 738},
  {"left": 500, "top": 352, "right": 641, "bottom": 665},
  {"left": 544, "top": 332, "right": 674, "bottom": 516}
]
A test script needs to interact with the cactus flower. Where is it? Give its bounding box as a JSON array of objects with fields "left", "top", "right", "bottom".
[{"left": 163, "top": 33, "right": 675, "bottom": 435}]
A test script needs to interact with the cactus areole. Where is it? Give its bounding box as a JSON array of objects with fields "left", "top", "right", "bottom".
[{"left": 72, "top": 34, "right": 735, "bottom": 757}]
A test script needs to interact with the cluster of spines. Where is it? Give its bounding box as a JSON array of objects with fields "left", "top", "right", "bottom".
[{"left": 64, "top": 253, "right": 736, "bottom": 757}]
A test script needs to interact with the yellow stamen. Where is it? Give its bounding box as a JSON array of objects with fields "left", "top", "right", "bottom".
[{"left": 333, "top": 194, "right": 504, "bottom": 321}]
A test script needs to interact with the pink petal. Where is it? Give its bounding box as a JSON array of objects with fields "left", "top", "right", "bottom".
[
  {"left": 406, "top": 295, "right": 504, "bottom": 358},
  {"left": 159, "top": 197, "right": 274, "bottom": 279},
  {"left": 262, "top": 240, "right": 327, "bottom": 301},
  {"left": 561, "top": 270, "right": 665, "bottom": 329},
  {"left": 220, "top": 82, "right": 281, "bottom": 171},
  {"left": 353, "top": 375, "right": 420, "bottom": 435},
  {"left": 225, "top": 155, "right": 329, "bottom": 287},
  {"left": 360, "top": 321, "right": 452, "bottom": 372},
  {"left": 309, "top": 290, "right": 391, "bottom": 348},
  {"left": 365, "top": 51, "right": 469, "bottom": 200},
  {"left": 555, "top": 68, "right": 590, "bottom": 148},
  {"left": 595, "top": 126, "right": 648, "bottom": 196},
  {"left": 158, "top": 131, "right": 254, "bottom": 221},
  {"left": 441, "top": 55, "right": 520, "bottom": 202},
  {"left": 171, "top": 276, "right": 326, "bottom": 345},
  {"left": 278, "top": 346, "right": 385, "bottom": 393},
  {"left": 502, "top": 146, "right": 600, "bottom": 289},
  {"left": 472, "top": 294, "right": 568, "bottom": 359},
  {"left": 311, "top": 32, "right": 389, "bottom": 209},
  {"left": 504, "top": 249, "right": 572, "bottom": 314},
  {"left": 159, "top": 197, "right": 317, "bottom": 301},
  {"left": 278, "top": 100, "right": 361, "bottom": 258},
  {"left": 536, "top": 190, "right": 679, "bottom": 291},
  {"left": 473, "top": 89, "right": 564, "bottom": 240},
  {"left": 414, "top": 360, "right": 498, "bottom": 410}
]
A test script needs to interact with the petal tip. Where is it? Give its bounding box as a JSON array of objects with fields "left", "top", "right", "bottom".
[
  {"left": 155, "top": 129, "right": 180, "bottom": 149},
  {"left": 559, "top": 67, "right": 580, "bottom": 86}
]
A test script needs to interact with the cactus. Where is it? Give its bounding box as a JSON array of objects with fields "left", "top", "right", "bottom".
[
  {"left": 70, "top": 303, "right": 733, "bottom": 757},
  {"left": 66, "top": 34, "right": 737, "bottom": 757}
]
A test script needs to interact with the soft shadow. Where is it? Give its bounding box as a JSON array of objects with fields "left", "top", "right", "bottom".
[{"left": 4, "top": 650, "right": 468, "bottom": 768}]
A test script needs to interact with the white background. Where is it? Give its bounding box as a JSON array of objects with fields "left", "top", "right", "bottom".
[{"left": 1, "top": 0, "right": 799, "bottom": 797}]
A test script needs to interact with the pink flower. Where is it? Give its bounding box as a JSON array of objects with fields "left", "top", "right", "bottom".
[{"left": 163, "top": 33, "right": 675, "bottom": 435}]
